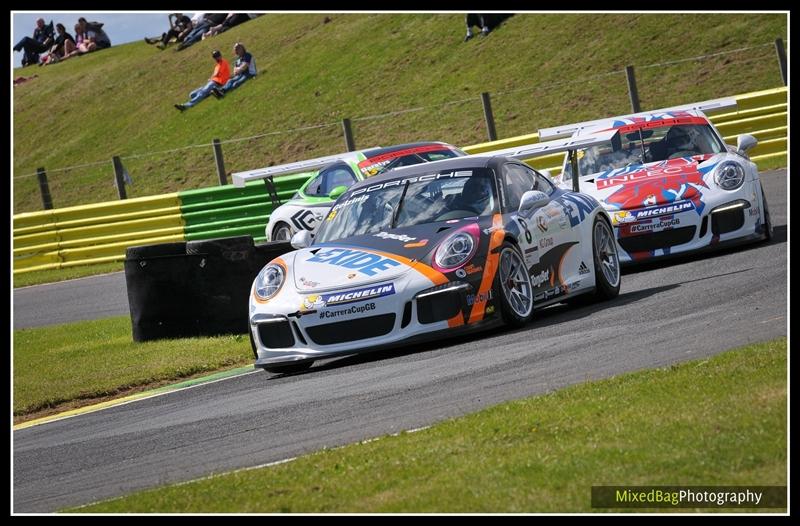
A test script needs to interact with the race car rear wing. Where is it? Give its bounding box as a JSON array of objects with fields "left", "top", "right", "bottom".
[
  {"left": 475, "top": 128, "right": 621, "bottom": 193},
  {"left": 231, "top": 151, "right": 359, "bottom": 188},
  {"left": 538, "top": 96, "right": 738, "bottom": 141}
]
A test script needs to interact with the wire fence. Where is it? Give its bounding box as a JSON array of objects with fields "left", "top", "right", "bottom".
[{"left": 13, "top": 40, "right": 787, "bottom": 212}]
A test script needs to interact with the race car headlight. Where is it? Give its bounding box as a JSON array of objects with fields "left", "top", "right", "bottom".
[
  {"left": 434, "top": 231, "right": 476, "bottom": 270},
  {"left": 254, "top": 263, "right": 285, "bottom": 300},
  {"left": 714, "top": 161, "right": 745, "bottom": 191}
]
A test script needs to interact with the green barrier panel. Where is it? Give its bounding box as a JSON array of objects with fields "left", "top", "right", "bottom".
[
  {"left": 14, "top": 226, "right": 186, "bottom": 255},
  {"left": 179, "top": 193, "right": 275, "bottom": 214},
  {"left": 182, "top": 202, "right": 271, "bottom": 227},
  {"left": 184, "top": 215, "right": 267, "bottom": 234},
  {"left": 186, "top": 224, "right": 266, "bottom": 241}
]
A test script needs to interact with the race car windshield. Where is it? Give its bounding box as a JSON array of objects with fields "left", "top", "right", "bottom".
[
  {"left": 563, "top": 123, "right": 726, "bottom": 179},
  {"left": 315, "top": 169, "right": 497, "bottom": 244}
]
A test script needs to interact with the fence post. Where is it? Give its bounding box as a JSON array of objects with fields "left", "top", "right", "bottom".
[
  {"left": 774, "top": 38, "right": 787, "bottom": 86},
  {"left": 36, "top": 167, "right": 53, "bottom": 210},
  {"left": 625, "top": 65, "right": 641, "bottom": 113},
  {"left": 342, "top": 118, "right": 356, "bottom": 152},
  {"left": 480, "top": 92, "right": 497, "bottom": 142},
  {"left": 213, "top": 138, "right": 227, "bottom": 185},
  {"left": 112, "top": 156, "right": 127, "bottom": 200}
]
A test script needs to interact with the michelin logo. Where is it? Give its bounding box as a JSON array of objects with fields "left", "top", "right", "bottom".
[
  {"left": 323, "top": 283, "right": 395, "bottom": 306},
  {"left": 613, "top": 200, "right": 695, "bottom": 224}
]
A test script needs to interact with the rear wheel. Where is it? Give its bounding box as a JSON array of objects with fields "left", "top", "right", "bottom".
[
  {"left": 592, "top": 216, "right": 621, "bottom": 300},
  {"left": 272, "top": 222, "right": 293, "bottom": 242},
  {"left": 496, "top": 241, "right": 534, "bottom": 328}
]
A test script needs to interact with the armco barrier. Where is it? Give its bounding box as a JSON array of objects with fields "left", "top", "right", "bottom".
[{"left": 13, "top": 87, "right": 786, "bottom": 274}]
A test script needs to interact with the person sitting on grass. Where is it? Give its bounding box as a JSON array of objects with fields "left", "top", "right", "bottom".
[
  {"left": 155, "top": 13, "right": 193, "bottom": 50},
  {"left": 174, "top": 49, "right": 230, "bottom": 112},
  {"left": 77, "top": 17, "right": 111, "bottom": 51},
  {"left": 211, "top": 42, "right": 256, "bottom": 98},
  {"left": 176, "top": 13, "right": 227, "bottom": 51},
  {"left": 40, "top": 23, "right": 75, "bottom": 65},
  {"left": 13, "top": 18, "right": 55, "bottom": 66}
]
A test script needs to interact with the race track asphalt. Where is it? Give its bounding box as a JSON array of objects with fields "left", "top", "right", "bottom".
[{"left": 12, "top": 170, "right": 788, "bottom": 512}]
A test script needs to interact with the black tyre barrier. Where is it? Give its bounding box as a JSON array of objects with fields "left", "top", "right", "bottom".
[{"left": 125, "top": 237, "right": 294, "bottom": 342}]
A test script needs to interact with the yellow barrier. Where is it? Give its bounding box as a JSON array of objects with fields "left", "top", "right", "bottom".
[{"left": 13, "top": 193, "right": 184, "bottom": 273}]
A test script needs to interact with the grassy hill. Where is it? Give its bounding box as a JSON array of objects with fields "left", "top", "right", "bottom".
[{"left": 13, "top": 13, "right": 786, "bottom": 213}]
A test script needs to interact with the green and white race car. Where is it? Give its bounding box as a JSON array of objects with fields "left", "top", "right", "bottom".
[{"left": 233, "top": 142, "right": 466, "bottom": 241}]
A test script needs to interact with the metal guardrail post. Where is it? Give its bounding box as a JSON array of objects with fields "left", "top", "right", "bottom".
[
  {"left": 213, "top": 138, "right": 227, "bottom": 185},
  {"left": 481, "top": 92, "right": 498, "bottom": 142},
  {"left": 112, "top": 156, "right": 127, "bottom": 200},
  {"left": 37, "top": 167, "right": 53, "bottom": 210},
  {"left": 625, "top": 65, "right": 641, "bottom": 113},
  {"left": 774, "top": 38, "right": 787, "bottom": 86},
  {"left": 342, "top": 118, "right": 356, "bottom": 152}
]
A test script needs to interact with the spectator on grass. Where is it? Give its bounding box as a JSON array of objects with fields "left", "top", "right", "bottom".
[
  {"left": 203, "top": 13, "right": 259, "bottom": 39},
  {"left": 13, "top": 18, "right": 55, "bottom": 66},
  {"left": 174, "top": 49, "right": 230, "bottom": 112},
  {"left": 176, "top": 13, "right": 228, "bottom": 51},
  {"left": 40, "top": 23, "right": 75, "bottom": 65},
  {"left": 212, "top": 42, "right": 256, "bottom": 98},
  {"left": 156, "top": 13, "right": 193, "bottom": 50},
  {"left": 77, "top": 17, "right": 111, "bottom": 50},
  {"left": 463, "top": 13, "right": 513, "bottom": 41},
  {"left": 62, "top": 23, "right": 93, "bottom": 59}
]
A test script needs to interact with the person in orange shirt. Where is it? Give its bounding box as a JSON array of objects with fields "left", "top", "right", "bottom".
[{"left": 175, "top": 49, "right": 230, "bottom": 111}]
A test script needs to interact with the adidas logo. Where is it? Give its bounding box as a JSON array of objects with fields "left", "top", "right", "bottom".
[{"left": 578, "top": 261, "right": 590, "bottom": 275}]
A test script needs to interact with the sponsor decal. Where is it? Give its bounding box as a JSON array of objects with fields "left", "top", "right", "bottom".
[
  {"left": 347, "top": 273, "right": 357, "bottom": 279},
  {"left": 531, "top": 269, "right": 550, "bottom": 288},
  {"left": 536, "top": 215, "right": 548, "bottom": 232},
  {"left": 643, "top": 194, "right": 657, "bottom": 206},
  {"left": 612, "top": 200, "right": 696, "bottom": 225},
  {"left": 464, "top": 264, "right": 483, "bottom": 275},
  {"left": 300, "top": 294, "right": 325, "bottom": 311},
  {"left": 748, "top": 207, "right": 760, "bottom": 217},
  {"left": 331, "top": 194, "right": 368, "bottom": 212},
  {"left": 307, "top": 248, "right": 402, "bottom": 276},
  {"left": 319, "top": 302, "right": 377, "bottom": 320},
  {"left": 299, "top": 277, "right": 320, "bottom": 288},
  {"left": 578, "top": 261, "right": 590, "bottom": 275},
  {"left": 291, "top": 209, "right": 321, "bottom": 231},
  {"left": 467, "top": 289, "right": 494, "bottom": 306},
  {"left": 560, "top": 193, "right": 599, "bottom": 227},
  {"left": 524, "top": 246, "right": 538, "bottom": 254},
  {"left": 404, "top": 239, "right": 429, "bottom": 248},
  {"left": 485, "top": 305, "right": 495, "bottom": 315},
  {"left": 323, "top": 283, "right": 396, "bottom": 306},
  {"left": 350, "top": 171, "right": 472, "bottom": 195},
  {"left": 539, "top": 237, "right": 554, "bottom": 249},
  {"left": 629, "top": 218, "right": 680, "bottom": 234},
  {"left": 455, "top": 268, "right": 467, "bottom": 278},
  {"left": 374, "top": 232, "right": 416, "bottom": 242},
  {"left": 326, "top": 210, "right": 337, "bottom": 221}
]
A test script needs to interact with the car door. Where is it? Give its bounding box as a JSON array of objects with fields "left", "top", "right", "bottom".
[{"left": 501, "top": 162, "right": 578, "bottom": 300}]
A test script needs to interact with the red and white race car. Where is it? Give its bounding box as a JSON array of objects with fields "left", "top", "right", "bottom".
[{"left": 537, "top": 97, "right": 773, "bottom": 264}]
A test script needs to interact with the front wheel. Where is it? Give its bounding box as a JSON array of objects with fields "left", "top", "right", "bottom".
[
  {"left": 760, "top": 182, "right": 773, "bottom": 241},
  {"left": 496, "top": 241, "right": 534, "bottom": 328},
  {"left": 592, "top": 216, "right": 621, "bottom": 300},
  {"left": 272, "top": 222, "right": 293, "bottom": 242}
]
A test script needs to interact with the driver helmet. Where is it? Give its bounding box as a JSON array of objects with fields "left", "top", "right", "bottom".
[
  {"left": 664, "top": 126, "right": 694, "bottom": 153},
  {"left": 460, "top": 176, "right": 492, "bottom": 215}
]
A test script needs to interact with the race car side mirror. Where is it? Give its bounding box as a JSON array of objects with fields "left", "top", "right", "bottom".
[
  {"left": 518, "top": 191, "right": 550, "bottom": 215},
  {"left": 328, "top": 185, "right": 348, "bottom": 200},
  {"left": 291, "top": 230, "right": 312, "bottom": 249},
  {"left": 737, "top": 134, "right": 758, "bottom": 153}
]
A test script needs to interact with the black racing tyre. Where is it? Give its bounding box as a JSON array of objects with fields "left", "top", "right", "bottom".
[
  {"left": 126, "top": 241, "right": 187, "bottom": 259},
  {"left": 591, "top": 216, "right": 621, "bottom": 301},
  {"left": 263, "top": 361, "right": 314, "bottom": 375},
  {"left": 494, "top": 241, "right": 534, "bottom": 328},
  {"left": 272, "top": 222, "right": 293, "bottom": 242},
  {"left": 761, "top": 182, "right": 773, "bottom": 241}
]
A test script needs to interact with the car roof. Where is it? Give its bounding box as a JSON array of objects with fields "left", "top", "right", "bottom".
[
  {"left": 360, "top": 141, "right": 460, "bottom": 157},
  {"left": 348, "top": 155, "right": 496, "bottom": 191}
]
